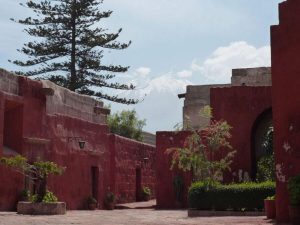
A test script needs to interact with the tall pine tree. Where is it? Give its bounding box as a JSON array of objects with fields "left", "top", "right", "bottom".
[{"left": 10, "top": 0, "right": 138, "bottom": 104}]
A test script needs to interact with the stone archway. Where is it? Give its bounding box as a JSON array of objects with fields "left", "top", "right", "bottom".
[{"left": 250, "top": 108, "right": 273, "bottom": 180}]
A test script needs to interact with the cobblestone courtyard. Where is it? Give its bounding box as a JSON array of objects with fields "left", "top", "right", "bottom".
[{"left": 0, "top": 209, "right": 275, "bottom": 225}]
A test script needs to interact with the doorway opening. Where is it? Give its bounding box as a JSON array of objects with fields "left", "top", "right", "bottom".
[
  {"left": 136, "top": 168, "right": 142, "bottom": 201},
  {"left": 3, "top": 100, "right": 23, "bottom": 155},
  {"left": 91, "top": 167, "right": 99, "bottom": 201},
  {"left": 251, "top": 108, "right": 273, "bottom": 180}
]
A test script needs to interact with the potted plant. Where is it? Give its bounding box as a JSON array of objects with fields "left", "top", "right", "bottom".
[
  {"left": 0, "top": 155, "right": 66, "bottom": 215},
  {"left": 104, "top": 191, "right": 116, "bottom": 210},
  {"left": 142, "top": 186, "right": 151, "bottom": 201},
  {"left": 264, "top": 195, "right": 276, "bottom": 219},
  {"left": 87, "top": 196, "right": 98, "bottom": 210},
  {"left": 288, "top": 174, "right": 300, "bottom": 224}
]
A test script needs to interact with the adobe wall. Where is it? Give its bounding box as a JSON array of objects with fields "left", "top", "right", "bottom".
[
  {"left": 41, "top": 80, "right": 108, "bottom": 125},
  {"left": 0, "top": 70, "right": 156, "bottom": 210},
  {"left": 141, "top": 131, "right": 156, "bottom": 146},
  {"left": 109, "top": 135, "right": 156, "bottom": 203},
  {"left": 156, "top": 131, "right": 192, "bottom": 209},
  {"left": 210, "top": 86, "right": 272, "bottom": 181},
  {"left": 182, "top": 84, "right": 229, "bottom": 130},
  {"left": 271, "top": 0, "right": 300, "bottom": 222},
  {"left": 0, "top": 72, "right": 111, "bottom": 210}
]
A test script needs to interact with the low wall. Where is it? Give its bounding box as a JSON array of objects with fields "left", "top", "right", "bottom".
[{"left": 109, "top": 134, "right": 156, "bottom": 203}]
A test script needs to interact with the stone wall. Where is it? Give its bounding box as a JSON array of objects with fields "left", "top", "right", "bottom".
[
  {"left": 231, "top": 67, "right": 271, "bottom": 86},
  {"left": 142, "top": 131, "right": 156, "bottom": 146},
  {"left": 0, "top": 69, "right": 19, "bottom": 95},
  {"left": 42, "top": 80, "right": 108, "bottom": 124},
  {"left": 182, "top": 84, "right": 229, "bottom": 130}
]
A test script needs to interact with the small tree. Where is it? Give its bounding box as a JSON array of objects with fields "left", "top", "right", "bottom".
[
  {"left": 107, "top": 109, "right": 146, "bottom": 141},
  {"left": 167, "top": 106, "right": 236, "bottom": 183},
  {"left": 0, "top": 155, "right": 65, "bottom": 202}
]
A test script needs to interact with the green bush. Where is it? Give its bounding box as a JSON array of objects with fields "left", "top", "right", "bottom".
[
  {"left": 142, "top": 186, "right": 151, "bottom": 197},
  {"left": 30, "top": 190, "right": 58, "bottom": 203},
  {"left": 42, "top": 191, "right": 58, "bottom": 203},
  {"left": 104, "top": 191, "right": 116, "bottom": 204},
  {"left": 189, "top": 181, "right": 275, "bottom": 211},
  {"left": 256, "top": 153, "right": 275, "bottom": 182},
  {"left": 288, "top": 174, "right": 300, "bottom": 206},
  {"left": 265, "top": 195, "right": 275, "bottom": 200},
  {"left": 87, "top": 196, "right": 97, "bottom": 204}
]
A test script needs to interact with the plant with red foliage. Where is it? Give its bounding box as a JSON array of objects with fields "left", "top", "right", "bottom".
[{"left": 166, "top": 106, "right": 236, "bottom": 182}]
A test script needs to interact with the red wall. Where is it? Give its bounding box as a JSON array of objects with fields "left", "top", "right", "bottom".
[
  {"left": 271, "top": 0, "right": 300, "bottom": 222},
  {"left": 210, "top": 86, "right": 272, "bottom": 182},
  {"left": 109, "top": 134, "right": 156, "bottom": 203},
  {"left": 156, "top": 86, "right": 272, "bottom": 209},
  {"left": 156, "top": 131, "right": 192, "bottom": 209},
  {"left": 0, "top": 76, "right": 156, "bottom": 210}
]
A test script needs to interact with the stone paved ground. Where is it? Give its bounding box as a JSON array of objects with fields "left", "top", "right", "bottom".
[{"left": 0, "top": 210, "right": 276, "bottom": 225}]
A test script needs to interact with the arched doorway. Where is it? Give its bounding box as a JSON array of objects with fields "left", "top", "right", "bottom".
[{"left": 251, "top": 108, "right": 273, "bottom": 180}]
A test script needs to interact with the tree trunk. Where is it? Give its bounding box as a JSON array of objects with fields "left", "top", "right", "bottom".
[
  {"left": 36, "top": 177, "right": 47, "bottom": 203},
  {"left": 69, "top": 0, "right": 77, "bottom": 91}
]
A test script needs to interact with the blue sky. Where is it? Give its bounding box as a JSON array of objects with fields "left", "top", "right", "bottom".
[{"left": 0, "top": 0, "right": 282, "bottom": 132}]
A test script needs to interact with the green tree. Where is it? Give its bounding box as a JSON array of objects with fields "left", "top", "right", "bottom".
[
  {"left": 167, "top": 106, "right": 236, "bottom": 183},
  {"left": 256, "top": 126, "right": 275, "bottom": 182},
  {"left": 0, "top": 155, "right": 65, "bottom": 202},
  {"left": 10, "top": 0, "right": 137, "bottom": 104},
  {"left": 107, "top": 109, "right": 146, "bottom": 141}
]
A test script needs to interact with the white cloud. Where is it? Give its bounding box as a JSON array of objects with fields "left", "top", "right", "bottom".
[
  {"left": 141, "top": 73, "right": 192, "bottom": 95},
  {"left": 108, "top": 72, "right": 192, "bottom": 132},
  {"left": 135, "top": 67, "right": 151, "bottom": 77},
  {"left": 109, "top": 41, "right": 271, "bottom": 133},
  {"left": 191, "top": 41, "right": 271, "bottom": 83},
  {"left": 177, "top": 70, "right": 193, "bottom": 78}
]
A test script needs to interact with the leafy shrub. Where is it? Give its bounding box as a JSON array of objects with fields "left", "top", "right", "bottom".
[
  {"left": 19, "top": 189, "right": 31, "bottom": 201},
  {"left": 265, "top": 195, "right": 275, "bottom": 200},
  {"left": 166, "top": 106, "right": 236, "bottom": 183},
  {"left": 142, "top": 186, "right": 151, "bottom": 197},
  {"left": 256, "top": 154, "right": 275, "bottom": 182},
  {"left": 288, "top": 174, "right": 300, "bottom": 206},
  {"left": 104, "top": 191, "right": 116, "bottom": 204},
  {"left": 0, "top": 155, "right": 64, "bottom": 203},
  {"left": 30, "top": 194, "right": 37, "bottom": 203},
  {"left": 189, "top": 181, "right": 275, "bottom": 211},
  {"left": 87, "top": 196, "right": 97, "bottom": 204},
  {"left": 42, "top": 191, "right": 58, "bottom": 203},
  {"left": 30, "top": 190, "right": 58, "bottom": 203}
]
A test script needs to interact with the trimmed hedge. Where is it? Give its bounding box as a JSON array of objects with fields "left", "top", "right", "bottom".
[{"left": 189, "top": 181, "right": 275, "bottom": 211}]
